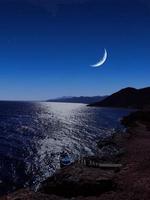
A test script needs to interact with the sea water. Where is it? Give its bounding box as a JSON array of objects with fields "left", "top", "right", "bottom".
[{"left": 0, "top": 101, "right": 131, "bottom": 194}]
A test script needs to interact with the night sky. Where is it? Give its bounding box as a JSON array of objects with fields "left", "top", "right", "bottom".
[{"left": 0, "top": 0, "right": 150, "bottom": 100}]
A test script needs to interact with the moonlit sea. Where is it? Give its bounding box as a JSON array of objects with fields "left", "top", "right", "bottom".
[{"left": 0, "top": 101, "right": 131, "bottom": 194}]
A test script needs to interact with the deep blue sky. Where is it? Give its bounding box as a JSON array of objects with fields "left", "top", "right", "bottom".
[{"left": 0, "top": 0, "right": 150, "bottom": 100}]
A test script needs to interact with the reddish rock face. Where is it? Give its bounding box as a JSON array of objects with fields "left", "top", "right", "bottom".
[
  {"left": 0, "top": 189, "right": 66, "bottom": 200},
  {"left": 39, "top": 163, "right": 116, "bottom": 197}
]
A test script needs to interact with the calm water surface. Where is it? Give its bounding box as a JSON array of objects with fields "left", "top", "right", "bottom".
[{"left": 0, "top": 101, "right": 131, "bottom": 194}]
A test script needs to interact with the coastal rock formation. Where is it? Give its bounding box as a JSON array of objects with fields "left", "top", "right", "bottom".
[
  {"left": 2, "top": 111, "right": 150, "bottom": 200},
  {"left": 0, "top": 189, "right": 66, "bottom": 200},
  {"left": 88, "top": 87, "right": 150, "bottom": 109},
  {"left": 97, "top": 132, "right": 126, "bottom": 162},
  {"left": 39, "top": 163, "right": 116, "bottom": 197},
  {"left": 122, "top": 110, "right": 150, "bottom": 127}
]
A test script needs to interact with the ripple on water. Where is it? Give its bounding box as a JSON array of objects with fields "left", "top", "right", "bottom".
[{"left": 0, "top": 101, "right": 131, "bottom": 194}]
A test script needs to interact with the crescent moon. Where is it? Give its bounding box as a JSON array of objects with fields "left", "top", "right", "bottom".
[{"left": 91, "top": 49, "right": 108, "bottom": 67}]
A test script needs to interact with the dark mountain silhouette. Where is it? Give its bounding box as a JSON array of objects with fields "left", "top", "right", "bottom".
[
  {"left": 47, "top": 96, "right": 107, "bottom": 104},
  {"left": 88, "top": 87, "right": 150, "bottom": 109}
]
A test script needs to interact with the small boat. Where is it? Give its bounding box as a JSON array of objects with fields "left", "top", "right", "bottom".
[{"left": 60, "top": 151, "right": 72, "bottom": 167}]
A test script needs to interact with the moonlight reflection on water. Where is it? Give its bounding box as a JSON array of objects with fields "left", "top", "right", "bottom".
[{"left": 0, "top": 102, "right": 131, "bottom": 193}]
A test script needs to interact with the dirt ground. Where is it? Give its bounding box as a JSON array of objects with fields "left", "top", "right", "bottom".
[{"left": 89, "top": 122, "right": 150, "bottom": 200}]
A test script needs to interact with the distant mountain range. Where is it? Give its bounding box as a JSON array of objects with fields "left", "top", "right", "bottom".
[
  {"left": 88, "top": 87, "right": 150, "bottom": 109},
  {"left": 47, "top": 96, "right": 108, "bottom": 104}
]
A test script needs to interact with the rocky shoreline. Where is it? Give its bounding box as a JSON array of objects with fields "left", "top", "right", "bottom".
[{"left": 1, "top": 110, "right": 150, "bottom": 200}]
